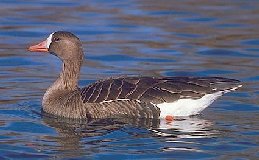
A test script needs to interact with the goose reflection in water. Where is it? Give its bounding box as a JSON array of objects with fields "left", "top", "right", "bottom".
[{"left": 40, "top": 115, "right": 216, "bottom": 158}]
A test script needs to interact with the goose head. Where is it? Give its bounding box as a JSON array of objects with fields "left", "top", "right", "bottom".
[{"left": 28, "top": 31, "right": 83, "bottom": 61}]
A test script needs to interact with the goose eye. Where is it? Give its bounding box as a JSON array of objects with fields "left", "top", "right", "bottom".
[{"left": 53, "top": 37, "right": 60, "bottom": 42}]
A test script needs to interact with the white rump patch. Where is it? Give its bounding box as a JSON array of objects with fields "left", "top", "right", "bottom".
[
  {"left": 46, "top": 32, "right": 54, "bottom": 48},
  {"left": 157, "top": 91, "right": 224, "bottom": 118}
]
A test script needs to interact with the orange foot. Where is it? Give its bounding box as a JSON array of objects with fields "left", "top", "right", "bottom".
[{"left": 165, "top": 115, "right": 174, "bottom": 122}]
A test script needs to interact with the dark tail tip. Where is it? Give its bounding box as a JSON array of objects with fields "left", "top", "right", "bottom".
[{"left": 211, "top": 77, "right": 242, "bottom": 92}]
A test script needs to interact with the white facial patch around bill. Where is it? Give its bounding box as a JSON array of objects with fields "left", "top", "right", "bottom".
[{"left": 46, "top": 32, "right": 54, "bottom": 48}]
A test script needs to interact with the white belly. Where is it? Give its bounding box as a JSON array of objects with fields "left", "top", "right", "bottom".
[{"left": 157, "top": 91, "right": 224, "bottom": 118}]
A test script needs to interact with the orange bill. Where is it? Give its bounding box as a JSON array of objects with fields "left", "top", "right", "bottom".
[{"left": 28, "top": 40, "right": 48, "bottom": 52}]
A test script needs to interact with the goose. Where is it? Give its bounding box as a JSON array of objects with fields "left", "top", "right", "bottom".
[{"left": 28, "top": 31, "right": 242, "bottom": 120}]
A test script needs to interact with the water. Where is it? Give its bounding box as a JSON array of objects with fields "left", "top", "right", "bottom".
[{"left": 0, "top": 0, "right": 258, "bottom": 159}]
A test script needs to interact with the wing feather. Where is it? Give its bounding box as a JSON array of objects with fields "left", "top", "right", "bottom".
[{"left": 81, "top": 76, "right": 240, "bottom": 104}]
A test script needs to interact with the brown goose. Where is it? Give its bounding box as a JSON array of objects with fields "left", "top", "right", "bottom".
[{"left": 28, "top": 31, "right": 242, "bottom": 120}]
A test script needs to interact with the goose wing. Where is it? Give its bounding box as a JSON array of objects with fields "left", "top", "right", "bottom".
[{"left": 80, "top": 76, "right": 241, "bottom": 104}]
